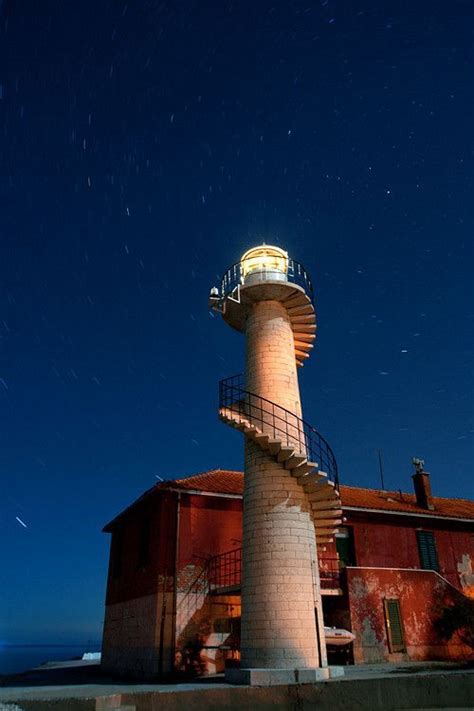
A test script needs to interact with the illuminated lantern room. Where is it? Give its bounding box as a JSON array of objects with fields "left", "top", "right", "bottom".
[{"left": 240, "top": 244, "right": 289, "bottom": 285}]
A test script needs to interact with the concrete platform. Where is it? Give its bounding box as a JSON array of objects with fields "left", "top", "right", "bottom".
[
  {"left": 0, "top": 661, "right": 473, "bottom": 709},
  {"left": 225, "top": 666, "right": 331, "bottom": 685}
]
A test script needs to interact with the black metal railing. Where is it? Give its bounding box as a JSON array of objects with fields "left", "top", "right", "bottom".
[
  {"left": 208, "top": 547, "right": 341, "bottom": 593},
  {"left": 219, "top": 374, "right": 339, "bottom": 488},
  {"left": 220, "top": 256, "right": 314, "bottom": 305},
  {"left": 319, "top": 557, "right": 342, "bottom": 589},
  {"left": 208, "top": 548, "right": 242, "bottom": 592}
]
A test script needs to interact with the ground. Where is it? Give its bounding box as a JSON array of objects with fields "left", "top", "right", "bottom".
[{"left": 0, "top": 659, "right": 473, "bottom": 710}]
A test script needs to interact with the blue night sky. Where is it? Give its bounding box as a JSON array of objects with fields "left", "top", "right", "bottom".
[{"left": 0, "top": 1, "right": 473, "bottom": 645}]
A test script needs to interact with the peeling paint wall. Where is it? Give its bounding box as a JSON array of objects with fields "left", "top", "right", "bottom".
[
  {"left": 350, "top": 518, "right": 474, "bottom": 589},
  {"left": 347, "top": 567, "right": 473, "bottom": 664}
]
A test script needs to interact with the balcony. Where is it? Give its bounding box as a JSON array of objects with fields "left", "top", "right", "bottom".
[{"left": 220, "top": 253, "right": 314, "bottom": 306}]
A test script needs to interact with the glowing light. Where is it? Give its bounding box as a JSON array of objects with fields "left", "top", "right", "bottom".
[{"left": 240, "top": 245, "right": 288, "bottom": 278}]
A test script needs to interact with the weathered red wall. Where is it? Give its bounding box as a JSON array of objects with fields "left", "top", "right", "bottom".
[
  {"left": 174, "top": 494, "right": 243, "bottom": 676},
  {"left": 349, "top": 517, "right": 473, "bottom": 589},
  {"left": 177, "top": 493, "right": 242, "bottom": 568},
  {"left": 347, "top": 567, "right": 473, "bottom": 663},
  {"left": 105, "top": 491, "right": 178, "bottom": 606}
]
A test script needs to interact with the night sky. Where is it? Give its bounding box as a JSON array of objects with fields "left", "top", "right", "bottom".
[{"left": 1, "top": 1, "right": 473, "bottom": 645}]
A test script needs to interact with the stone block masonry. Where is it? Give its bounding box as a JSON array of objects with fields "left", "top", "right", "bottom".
[
  {"left": 241, "top": 439, "right": 322, "bottom": 669},
  {"left": 240, "top": 298, "right": 324, "bottom": 670}
]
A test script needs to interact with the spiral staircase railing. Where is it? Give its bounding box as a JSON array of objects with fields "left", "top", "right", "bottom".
[{"left": 219, "top": 374, "right": 339, "bottom": 488}]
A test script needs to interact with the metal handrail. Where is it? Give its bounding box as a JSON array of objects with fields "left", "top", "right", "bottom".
[
  {"left": 208, "top": 547, "right": 341, "bottom": 592},
  {"left": 219, "top": 374, "right": 339, "bottom": 488},
  {"left": 208, "top": 547, "right": 242, "bottom": 592},
  {"left": 220, "top": 256, "right": 314, "bottom": 305}
]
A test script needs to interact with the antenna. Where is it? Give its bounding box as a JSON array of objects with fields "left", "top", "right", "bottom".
[{"left": 378, "top": 450, "right": 385, "bottom": 490}]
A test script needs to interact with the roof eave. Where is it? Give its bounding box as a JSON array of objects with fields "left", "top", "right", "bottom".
[{"left": 343, "top": 505, "right": 474, "bottom": 524}]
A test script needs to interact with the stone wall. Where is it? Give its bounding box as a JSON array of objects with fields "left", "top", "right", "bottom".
[{"left": 101, "top": 591, "right": 175, "bottom": 679}]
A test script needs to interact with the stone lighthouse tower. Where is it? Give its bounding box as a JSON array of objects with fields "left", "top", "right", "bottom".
[{"left": 209, "top": 245, "right": 342, "bottom": 685}]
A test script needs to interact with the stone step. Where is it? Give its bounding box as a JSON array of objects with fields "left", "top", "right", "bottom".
[
  {"left": 287, "top": 304, "right": 314, "bottom": 316},
  {"left": 312, "top": 508, "right": 343, "bottom": 520},
  {"left": 290, "top": 314, "right": 316, "bottom": 325},
  {"left": 264, "top": 438, "right": 279, "bottom": 455},
  {"left": 302, "top": 472, "right": 330, "bottom": 490},
  {"left": 313, "top": 517, "right": 342, "bottom": 528},
  {"left": 306, "top": 485, "right": 337, "bottom": 503},
  {"left": 254, "top": 432, "right": 270, "bottom": 449},
  {"left": 292, "top": 332, "right": 316, "bottom": 343},
  {"left": 316, "top": 536, "right": 334, "bottom": 545},
  {"left": 295, "top": 349, "right": 310, "bottom": 359},
  {"left": 315, "top": 526, "right": 340, "bottom": 536},
  {"left": 310, "top": 498, "right": 342, "bottom": 511},
  {"left": 291, "top": 460, "right": 318, "bottom": 477},
  {"left": 292, "top": 323, "right": 317, "bottom": 333},
  {"left": 294, "top": 340, "right": 314, "bottom": 350},
  {"left": 299, "top": 471, "right": 327, "bottom": 488},
  {"left": 283, "top": 293, "right": 308, "bottom": 309},
  {"left": 284, "top": 452, "right": 307, "bottom": 469},
  {"left": 277, "top": 445, "right": 295, "bottom": 462}
]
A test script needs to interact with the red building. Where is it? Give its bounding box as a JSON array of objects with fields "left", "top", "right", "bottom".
[{"left": 101, "top": 467, "right": 474, "bottom": 679}]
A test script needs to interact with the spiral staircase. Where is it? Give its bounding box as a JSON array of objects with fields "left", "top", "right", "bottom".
[{"left": 219, "top": 375, "right": 342, "bottom": 546}]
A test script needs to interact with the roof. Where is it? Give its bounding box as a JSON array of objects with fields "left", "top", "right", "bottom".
[
  {"left": 159, "top": 469, "right": 243, "bottom": 495},
  {"left": 103, "top": 469, "right": 474, "bottom": 531},
  {"left": 340, "top": 484, "right": 474, "bottom": 521}
]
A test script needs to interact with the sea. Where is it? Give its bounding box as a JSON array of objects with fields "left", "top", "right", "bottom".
[{"left": 0, "top": 644, "right": 102, "bottom": 676}]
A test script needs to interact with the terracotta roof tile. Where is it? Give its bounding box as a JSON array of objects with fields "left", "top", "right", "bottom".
[
  {"left": 340, "top": 484, "right": 474, "bottom": 520},
  {"left": 161, "top": 470, "right": 474, "bottom": 521},
  {"left": 160, "top": 469, "right": 243, "bottom": 495},
  {"left": 104, "top": 469, "right": 474, "bottom": 530}
]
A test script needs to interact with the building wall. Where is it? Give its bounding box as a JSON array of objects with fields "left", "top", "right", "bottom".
[
  {"left": 175, "top": 493, "right": 242, "bottom": 675},
  {"left": 347, "top": 567, "right": 473, "bottom": 663},
  {"left": 101, "top": 591, "right": 175, "bottom": 679},
  {"left": 177, "top": 493, "right": 242, "bottom": 567},
  {"left": 101, "top": 489, "right": 474, "bottom": 676},
  {"left": 350, "top": 517, "right": 474, "bottom": 589},
  {"left": 101, "top": 491, "right": 178, "bottom": 678}
]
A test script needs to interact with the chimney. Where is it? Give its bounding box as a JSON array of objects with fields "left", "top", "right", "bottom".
[{"left": 412, "top": 458, "right": 435, "bottom": 510}]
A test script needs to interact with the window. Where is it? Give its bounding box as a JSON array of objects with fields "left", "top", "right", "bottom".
[
  {"left": 417, "top": 530, "right": 439, "bottom": 571},
  {"left": 335, "top": 527, "right": 356, "bottom": 567},
  {"left": 138, "top": 517, "right": 151, "bottom": 568},
  {"left": 383, "top": 598, "right": 405, "bottom": 653}
]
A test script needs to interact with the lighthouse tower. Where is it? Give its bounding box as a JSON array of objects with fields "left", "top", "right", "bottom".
[{"left": 209, "top": 245, "right": 342, "bottom": 685}]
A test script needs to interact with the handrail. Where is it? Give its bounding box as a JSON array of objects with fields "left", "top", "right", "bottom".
[
  {"left": 220, "top": 256, "right": 314, "bottom": 305},
  {"left": 208, "top": 547, "right": 242, "bottom": 592},
  {"left": 208, "top": 547, "right": 341, "bottom": 592},
  {"left": 219, "top": 373, "right": 339, "bottom": 488}
]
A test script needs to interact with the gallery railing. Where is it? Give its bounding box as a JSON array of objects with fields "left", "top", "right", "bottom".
[{"left": 220, "top": 256, "right": 314, "bottom": 304}]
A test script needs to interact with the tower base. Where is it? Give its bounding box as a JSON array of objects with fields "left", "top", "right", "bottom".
[{"left": 225, "top": 667, "right": 342, "bottom": 686}]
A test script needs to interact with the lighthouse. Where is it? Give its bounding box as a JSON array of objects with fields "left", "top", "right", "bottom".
[{"left": 209, "top": 245, "right": 342, "bottom": 685}]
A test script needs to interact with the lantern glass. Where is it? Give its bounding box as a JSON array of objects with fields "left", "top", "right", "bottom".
[{"left": 240, "top": 245, "right": 288, "bottom": 279}]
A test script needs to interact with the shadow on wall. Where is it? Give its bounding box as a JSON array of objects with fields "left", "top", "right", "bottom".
[{"left": 175, "top": 562, "right": 240, "bottom": 677}]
